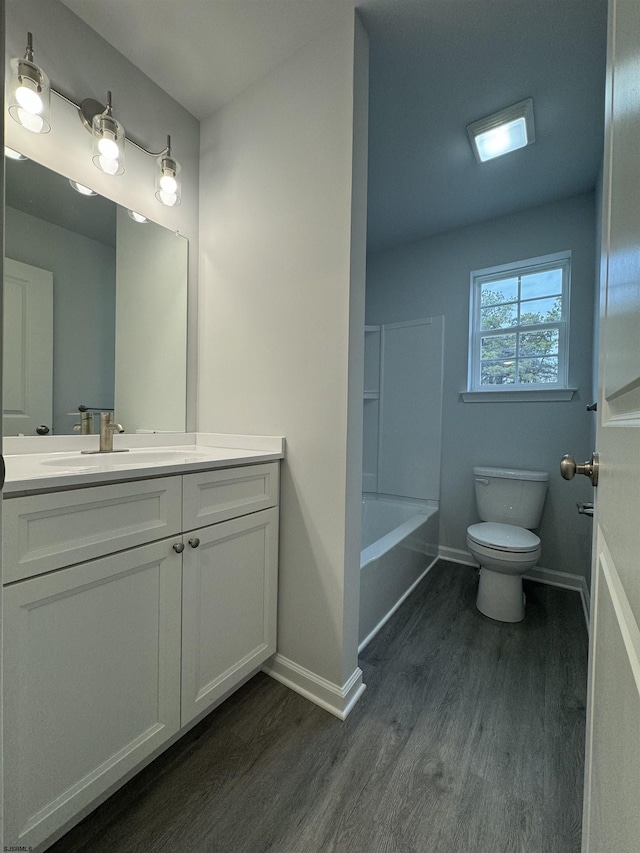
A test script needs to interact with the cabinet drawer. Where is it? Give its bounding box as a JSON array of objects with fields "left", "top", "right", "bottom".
[
  {"left": 183, "top": 462, "right": 279, "bottom": 531},
  {"left": 3, "top": 477, "right": 182, "bottom": 583}
]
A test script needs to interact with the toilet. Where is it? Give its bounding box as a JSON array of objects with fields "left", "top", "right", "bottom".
[{"left": 467, "top": 466, "right": 549, "bottom": 623}]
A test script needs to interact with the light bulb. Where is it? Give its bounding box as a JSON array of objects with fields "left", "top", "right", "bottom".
[
  {"left": 5, "top": 147, "right": 27, "bottom": 161},
  {"left": 16, "top": 80, "right": 43, "bottom": 114},
  {"left": 98, "top": 133, "right": 119, "bottom": 160},
  {"left": 128, "top": 210, "right": 148, "bottom": 223},
  {"left": 160, "top": 172, "right": 178, "bottom": 195},
  {"left": 158, "top": 190, "right": 178, "bottom": 207},
  {"left": 16, "top": 108, "right": 44, "bottom": 133},
  {"left": 69, "top": 180, "right": 97, "bottom": 196},
  {"left": 97, "top": 155, "right": 119, "bottom": 176},
  {"left": 159, "top": 172, "right": 178, "bottom": 194}
]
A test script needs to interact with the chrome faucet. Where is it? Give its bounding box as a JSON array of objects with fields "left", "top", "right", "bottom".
[
  {"left": 81, "top": 412, "right": 128, "bottom": 454},
  {"left": 99, "top": 412, "right": 125, "bottom": 452},
  {"left": 70, "top": 410, "right": 94, "bottom": 435}
]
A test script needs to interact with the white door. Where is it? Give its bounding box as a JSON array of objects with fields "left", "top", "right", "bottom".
[
  {"left": 3, "top": 258, "right": 53, "bottom": 436},
  {"left": 581, "top": 0, "right": 640, "bottom": 850}
]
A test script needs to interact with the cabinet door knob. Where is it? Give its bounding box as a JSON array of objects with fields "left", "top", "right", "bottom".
[
  {"left": 173, "top": 542, "right": 185, "bottom": 554},
  {"left": 188, "top": 537, "right": 200, "bottom": 549}
]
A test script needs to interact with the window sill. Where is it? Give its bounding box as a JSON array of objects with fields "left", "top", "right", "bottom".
[{"left": 460, "top": 388, "right": 577, "bottom": 403}]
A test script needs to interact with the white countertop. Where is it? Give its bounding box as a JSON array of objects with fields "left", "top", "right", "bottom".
[{"left": 3, "top": 433, "right": 285, "bottom": 495}]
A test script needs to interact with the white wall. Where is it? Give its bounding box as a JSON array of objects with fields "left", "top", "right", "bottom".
[
  {"left": 5, "top": 206, "right": 115, "bottom": 434},
  {"left": 5, "top": 0, "right": 199, "bottom": 428},
  {"left": 367, "top": 193, "right": 597, "bottom": 579},
  {"left": 198, "top": 14, "right": 368, "bottom": 698}
]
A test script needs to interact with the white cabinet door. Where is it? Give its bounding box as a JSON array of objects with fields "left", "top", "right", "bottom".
[
  {"left": 3, "top": 540, "right": 182, "bottom": 851},
  {"left": 181, "top": 507, "right": 279, "bottom": 726}
]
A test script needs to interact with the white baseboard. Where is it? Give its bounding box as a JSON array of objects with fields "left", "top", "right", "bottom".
[
  {"left": 438, "top": 546, "right": 590, "bottom": 630},
  {"left": 358, "top": 555, "right": 439, "bottom": 654},
  {"left": 262, "top": 655, "right": 365, "bottom": 720},
  {"left": 438, "top": 545, "right": 478, "bottom": 567}
]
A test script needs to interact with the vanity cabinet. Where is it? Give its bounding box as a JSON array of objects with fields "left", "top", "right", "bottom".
[{"left": 2, "top": 461, "right": 279, "bottom": 851}]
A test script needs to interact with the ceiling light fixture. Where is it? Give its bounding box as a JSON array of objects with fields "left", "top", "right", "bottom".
[
  {"left": 156, "top": 136, "right": 181, "bottom": 207},
  {"left": 8, "top": 32, "right": 51, "bottom": 134},
  {"left": 69, "top": 180, "right": 97, "bottom": 196},
  {"left": 467, "top": 98, "right": 535, "bottom": 163}
]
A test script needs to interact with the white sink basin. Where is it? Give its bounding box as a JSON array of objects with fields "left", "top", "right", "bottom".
[{"left": 41, "top": 448, "right": 209, "bottom": 469}]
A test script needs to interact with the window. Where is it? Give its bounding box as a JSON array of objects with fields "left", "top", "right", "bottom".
[{"left": 468, "top": 251, "right": 571, "bottom": 393}]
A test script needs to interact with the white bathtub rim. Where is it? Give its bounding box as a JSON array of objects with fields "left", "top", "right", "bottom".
[{"left": 361, "top": 503, "right": 438, "bottom": 569}]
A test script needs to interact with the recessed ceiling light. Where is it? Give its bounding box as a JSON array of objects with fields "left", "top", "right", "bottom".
[
  {"left": 5, "top": 146, "right": 28, "bottom": 161},
  {"left": 467, "top": 98, "right": 535, "bottom": 163},
  {"left": 69, "top": 180, "right": 97, "bottom": 196}
]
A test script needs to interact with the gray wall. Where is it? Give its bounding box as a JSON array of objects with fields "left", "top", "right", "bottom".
[
  {"left": 367, "top": 193, "right": 597, "bottom": 579},
  {"left": 5, "top": 206, "right": 115, "bottom": 435}
]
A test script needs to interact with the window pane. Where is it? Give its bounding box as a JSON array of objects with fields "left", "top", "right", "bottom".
[
  {"left": 519, "top": 296, "right": 562, "bottom": 325},
  {"left": 481, "top": 334, "right": 516, "bottom": 360},
  {"left": 481, "top": 302, "right": 517, "bottom": 330},
  {"left": 480, "top": 360, "right": 516, "bottom": 385},
  {"left": 519, "top": 329, "right": 559, "bottom": 357},
  {"left": 520, "top": 268, "right": 563, "bottom": 301},
  {"left": 517, "top": 356, "right": 559, "bottom": 384},
  {"left": 481, "top": 278, "right": 518, "bottom": 306}
]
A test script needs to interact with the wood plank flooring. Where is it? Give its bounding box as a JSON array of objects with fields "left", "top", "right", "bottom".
[{"left": 49, "top": 561, "right": 588, "bottom": 853}]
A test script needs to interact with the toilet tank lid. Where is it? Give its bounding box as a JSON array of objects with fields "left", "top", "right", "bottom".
[{"left": 473, "top": 466, "right": 549, "bottom": 482}]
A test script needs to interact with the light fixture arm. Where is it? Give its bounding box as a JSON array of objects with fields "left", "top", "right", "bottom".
[
  {"left": 72, "top": 89, "right": 172, "bottom": 157},
  {"left": 24, "top": 31, "right": 35, "bottom": 62}
]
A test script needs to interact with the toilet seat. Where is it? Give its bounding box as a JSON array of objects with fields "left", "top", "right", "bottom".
[{"left": 467, "top": 522, "right": 540, "bottom": 553}]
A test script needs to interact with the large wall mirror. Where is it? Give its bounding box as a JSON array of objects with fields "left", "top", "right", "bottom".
[{"left": 4, "top": 154, "right": 188, "bottom": 436}]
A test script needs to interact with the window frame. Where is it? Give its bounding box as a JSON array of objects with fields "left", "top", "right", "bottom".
[{"left": 467, "top": 250, "right": 572, "bottom": 394}]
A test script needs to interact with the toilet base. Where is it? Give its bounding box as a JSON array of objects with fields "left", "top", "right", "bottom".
[{"left": 476, "top": 567, "right": 525, "bottom": 622}]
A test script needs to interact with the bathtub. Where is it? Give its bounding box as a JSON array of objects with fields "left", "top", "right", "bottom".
[{"left": 359, "top": 494, "right": 439, "bottom": 651}]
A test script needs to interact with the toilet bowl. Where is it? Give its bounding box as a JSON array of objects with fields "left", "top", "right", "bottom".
[
  {"left": 467, "top": 467, "right": 548, "bottom": 623},
  {"left": 467, "top": 522, "right": 541, "bottom": 622}
]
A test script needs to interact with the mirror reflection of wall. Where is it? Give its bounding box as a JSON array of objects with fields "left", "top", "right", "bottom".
[{"left": 4, "top": 154, "right": 188, "bottom": 436}]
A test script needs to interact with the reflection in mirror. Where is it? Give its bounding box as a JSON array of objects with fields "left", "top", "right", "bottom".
[{"left": 4, "top": 154, "right": 188, "bottom": 436}]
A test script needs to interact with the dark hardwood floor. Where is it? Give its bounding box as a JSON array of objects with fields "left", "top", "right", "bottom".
[{"left": 50, "top": 561, "right": 588, "bottom": 853}]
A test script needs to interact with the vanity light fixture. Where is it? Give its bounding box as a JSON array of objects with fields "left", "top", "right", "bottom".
[
  {"left": 127, "top": 210, "right": 149, "bottom": 223},
  {"left": 78, "top": 91, "right": 126, "bottom": 176},
  {"left": 5, "top": 147, "right": 28, "bottom": 161},
  {"left": 8, "top": 32, "right": 51, "bottom": 134},
  {"left": 69, "top": 180, "right": 97, "bottom": 196},
  {"left": 467, "top": 98, "right": 535, "bottom": 163},
  {"left": 8, "top": 31, "right": 183, "bottom": 207},
  {"left": 155, "top": 136, "right": 181, "bottom": 207}
]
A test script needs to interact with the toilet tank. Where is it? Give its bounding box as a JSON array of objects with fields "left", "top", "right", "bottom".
[{"left": 473, "top": 466, "right": 549, "bottom": 528}]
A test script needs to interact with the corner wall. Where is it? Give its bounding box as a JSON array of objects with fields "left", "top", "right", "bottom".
[
  {"left": 197, "top": 14, "right": 368, "bottom": 715},
  {"left": 367, "top": 193, "right": 597, "bottom": 581}
]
